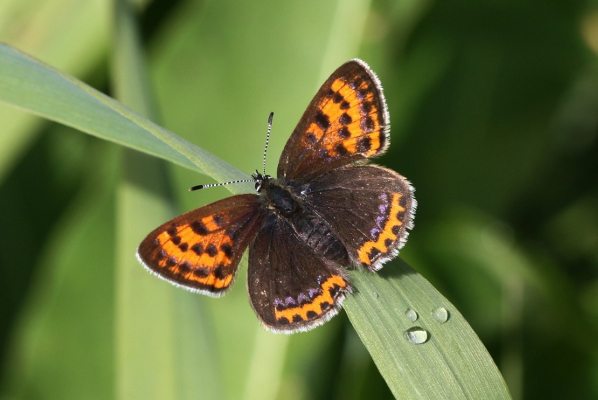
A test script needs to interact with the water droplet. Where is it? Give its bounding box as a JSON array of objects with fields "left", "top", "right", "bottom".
[
  {"left": 405, "top": 308, "right": 418, "bottom": 322},
  {"left": 405, "top": 327, "right": 429, "bottom": 344},
  {"left": 432, "top": 307, "right": 450, "bottom": 323}
]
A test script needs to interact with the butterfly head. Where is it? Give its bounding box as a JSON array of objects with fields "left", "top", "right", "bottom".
[{"left": 252, "top": 170, "right": 272, "bottom": 192}]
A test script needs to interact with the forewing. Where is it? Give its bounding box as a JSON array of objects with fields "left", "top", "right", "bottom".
[
  {"left": 248, "top": 215, "right": 351, "bottom": 333},
  {"left": 277, "top": 59, "right": 390, "bottom": 182},
  {"left": 137, "top": 194, "right": 264, "bottom": 296},
  {"left": 305, "top": 165, "right": 416, "bottom": 271}
]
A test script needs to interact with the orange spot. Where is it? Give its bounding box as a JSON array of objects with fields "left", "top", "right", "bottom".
[
  {"left": 319, "top": 105, "right": 336, "bottom": 122},
  {"left": 331, "top": 78, "right": 345, "bottom": 92},
  {"left": 187, "top": 272, "right": 232, "bottom": 288},
  {"left": 336, "top": 83, "right": 355, "bottom": 101},
  {"left": 275, "top": 275, "right": 347, "bottom": 322},
  {"left": 365, "top": 132, "right": 382, "bottom": 155},
  {"left": 201, "top": 215, "right": 220, "bottom": 231},
  {"left": 358, "top": 193, "right": 404, "bottom": 265},
  {"left": 306, "top": 122, "right": 325, "bottom": 142}
]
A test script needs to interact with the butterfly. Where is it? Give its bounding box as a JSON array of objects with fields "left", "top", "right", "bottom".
[{"left": 137, "top": 59, "right": 416, "bottom": 333}]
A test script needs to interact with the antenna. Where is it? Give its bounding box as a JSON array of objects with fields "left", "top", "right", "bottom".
[
  {"left": 188, "top": 112, "right": 275, "bottom": 192},
  {"left": 263, "top": 112, "right": 274, "bottom": 175},
  {"left": 189, "top": 178, "right": 253, "bottom": 192}
]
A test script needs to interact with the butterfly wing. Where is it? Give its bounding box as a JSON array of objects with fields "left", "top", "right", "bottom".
[
  {"left": 248, "top": 214, "right": 351, "bottom": 333},
  {"left": 304, "top": 165, "right": 416, "bottom": 271},
  {"left": 277, "top": 59, "right": 390, "bottom": 182},
  {"left": 137, "top": 194, "right": 264, "bottom": 296}
]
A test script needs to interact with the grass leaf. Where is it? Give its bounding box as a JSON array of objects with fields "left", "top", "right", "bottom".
[
  {"left": 344, "top": 258, "right": 512, "bottom": 399},
  {"left": 0, "top": 43, "right": 249, "bottom": 193}
]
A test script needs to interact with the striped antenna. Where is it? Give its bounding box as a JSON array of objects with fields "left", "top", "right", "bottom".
[
  {"left": 263, "top": 112, "right": 274, "bottom": 175},
  {"left": 189, "top": 178, "right": 253, "bottom": 192},
  {"left": 189, "top": 112, "right": 275, "bottom": 192}
]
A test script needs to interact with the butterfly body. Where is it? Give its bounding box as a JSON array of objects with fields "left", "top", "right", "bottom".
[
  {"left": 256, "top": 173, "right": 350, "bottom": 265},
  {"left": 137, "top": 59, "right": 416, "bottom": 333}
]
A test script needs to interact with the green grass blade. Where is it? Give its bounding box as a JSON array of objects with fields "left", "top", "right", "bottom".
[
  {"left": 0, "top": 43, "right": 249, "bottom": 192},
  {"left": 0, "top": 0, "right": 109, "bottom": 183},
  {"left": 344, "top": 258, "right": 512, "bottom": 399}
]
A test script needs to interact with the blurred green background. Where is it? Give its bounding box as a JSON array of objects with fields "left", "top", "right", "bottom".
[{"left": 1, "top": 0, "right": 597, "bottom": 399}]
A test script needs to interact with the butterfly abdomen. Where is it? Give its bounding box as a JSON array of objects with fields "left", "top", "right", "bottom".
[{"left": 290, "top": 210, "right": 349, "bottom": 265}]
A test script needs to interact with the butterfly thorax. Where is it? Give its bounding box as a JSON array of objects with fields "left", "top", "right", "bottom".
[
  {"left": 258, "top": 176, "right": 300, "bottom": 217},
  {"left": 254, "top": 173, "right": 349, "bottom": 265}
]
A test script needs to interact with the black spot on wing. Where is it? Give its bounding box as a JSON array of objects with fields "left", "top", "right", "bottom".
[
  {"left": 357, "top": 136, "right": 372, "bottom": 152},
  {"left": 191, "top": 244, "right": 204, "bottom": 255},
  {"left": 191, "top": 221, "right": 209, "bottom": 235},
  {"left": 314, "top": 111, "right": 330, "bottom": 130}
]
